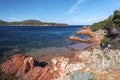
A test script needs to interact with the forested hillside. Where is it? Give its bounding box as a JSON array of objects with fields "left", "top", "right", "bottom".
[
  {"left": 0, "top": 20, "right": 68, "bottom": 26},
  {"left": 91, "top": 10, "right": 120, "bottom": 31},
  {"left": 91, "top": 9, "right": 120, "bottom": 49}
]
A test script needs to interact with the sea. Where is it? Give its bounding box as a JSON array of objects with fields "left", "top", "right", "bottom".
[{"left": 0, "top": 26, "right": 88, "bottom": 63}]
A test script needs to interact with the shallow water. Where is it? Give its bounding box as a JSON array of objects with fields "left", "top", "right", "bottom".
[{"left": 0, "top": 26, "right": 87, "bottom": 62}]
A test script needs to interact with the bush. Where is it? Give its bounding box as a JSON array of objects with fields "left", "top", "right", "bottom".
[
  {"left": 101, "top": 37, "right": 110, "bottom": 46},
  {"left": 90, "top": 9, "right": 120, "bottom": 31},
  {"left": 113, "top": 10, "right": 120, "bottom": 27},
  {"left": 90, "top": 21, "right": 105, "bottom": 31}
]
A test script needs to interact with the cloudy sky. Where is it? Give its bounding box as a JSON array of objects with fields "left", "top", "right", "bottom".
[{"left": 0, "top": 0, "right": 120, "bottom": 25}]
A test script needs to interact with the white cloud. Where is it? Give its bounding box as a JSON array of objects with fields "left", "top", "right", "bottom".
[
  {"left": 67, "top": 0, "right": 87, "bottom": 14},
  {"left": 8, "top": 17, "right": 17, "bottom": 21}
]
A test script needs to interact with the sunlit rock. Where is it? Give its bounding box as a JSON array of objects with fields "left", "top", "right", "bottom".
[
  {"left": 69, "top": 26, "right": 104, "bottom": 52},
  {"left": 51, "top": 57, "right": 69, "bottom": 71}
]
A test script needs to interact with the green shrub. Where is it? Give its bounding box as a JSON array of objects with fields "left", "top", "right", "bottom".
[
  {"left": 90, "top": 21, "right": 105, "bottom": 31},
  {"left": 113, "top": 10, "right": 120, "bottom": 27},
  {"left": 89, "top": 78, "right": 95, "bottom": 80},
  {"left": 101, "top": 37, "right": 110, "bottom": 46},
  {"left": 104, "top": 54, "right": 111, "bottom": 60},
  {"left": 91, "top": 9, "right": 120, "bottom": 31}
]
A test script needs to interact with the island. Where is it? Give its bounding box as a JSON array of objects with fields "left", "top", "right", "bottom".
[{"left": 0, "top": 20, "right": 69, "bottom": 26}]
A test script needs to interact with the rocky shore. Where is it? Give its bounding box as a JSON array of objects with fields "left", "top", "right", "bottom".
[{"left": 0, "top": 26, "right": 120, "bottom": 80}]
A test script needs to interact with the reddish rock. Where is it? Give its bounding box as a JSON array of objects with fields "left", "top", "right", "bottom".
[
  {"left": 1, "top": 60, "right": 14, "bottom": 74},
  {"left": 19, "top": 66, "right": 53, "bottom": 80},
  {"left": 69, "top": 26, "right": 103, "bottom": 52},
  {"left": 1, "top": 54, "right": 54, "bottom": 80},
  {"left": 26, "top": 67, "right": 43, "bottom": 80},
  {"left": 1, "top": 54, "right": 26, "bottom": 74}
]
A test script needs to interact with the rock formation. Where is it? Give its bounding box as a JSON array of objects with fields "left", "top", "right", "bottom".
[
  {"left": 1, "top": 54, "right": 54, "bottom": 80},
  {"left": 69, "top": 26, "right": 104, "bottom": 62},
  {"left": 105, "top": 27, "right": 120, "bottom": 49},
  {"left": 1, "top": 54, "right": 26, "bottom": 75},
  {"left": 69, "top": 26, "right": 104, "bottom": 52},
  {"left": 0, "top": 54, "right": 90, "bottom": 80}
]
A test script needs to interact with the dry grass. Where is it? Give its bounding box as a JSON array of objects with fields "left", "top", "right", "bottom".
[{"left": 92, "top": 70, "right": 120, "bottom": 80}]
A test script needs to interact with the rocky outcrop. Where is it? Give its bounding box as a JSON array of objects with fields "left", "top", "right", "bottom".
[
  {"left": 69, "top": 26, "right": 104, "bottom": 52},
  {"left": 69, "top": 26, "right": 104, "bottom": 62},
  {"left": 1, "top": 54, "right": 54, "bottom": 80},
  {"left": 51, "top": 56, "right": 91, "bottom": 80},
  {"left": 22, "top": 67, "right": 53, "bottom": 80},
  {"left": 105, "top": 27, "right": 120, "bottom": 49},
  {"left": 1, "top": 54, "right": 27, "bottom": 75},
  {"left": 0, "top": 53, "right": 92, "bottom": 80}
]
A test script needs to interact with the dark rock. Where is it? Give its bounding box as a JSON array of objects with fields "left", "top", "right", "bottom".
[
  {"left": 105, "top": 27, "right": 120, "bottom": 49},
  {"left": 34, "top": 61, "right": 48, "bottom": 67}
]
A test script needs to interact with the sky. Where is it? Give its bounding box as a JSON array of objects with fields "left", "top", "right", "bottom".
[{"left": 0, "top": 0, "right": 120, "bottom": 25}]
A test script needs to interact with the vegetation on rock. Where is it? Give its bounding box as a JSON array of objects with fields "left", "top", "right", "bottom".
[
  {"left": 91, "top": 9, "right": 120, "bottom": 49},
  {"left": 91, "top": 9, "right": 120, "bottom": 31}
]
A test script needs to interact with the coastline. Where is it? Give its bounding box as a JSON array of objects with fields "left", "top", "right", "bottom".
[
  {"left": 0, "top": 42, "right": 89, "bottom": 64},
  {"left": 0, "top": 26, "right": 120, "bottom": 80},
  {"left": 0, "top": 25, "right": 84, "bottom": 64},
  {"left": 0, "top": 20, "right": 69, "bottom": 26},
  {"left": 0, "top": 25, "right": 70, "bottom": 27},
  {"left": 25, "top": 43, "right": 89, "bottom": 63}
]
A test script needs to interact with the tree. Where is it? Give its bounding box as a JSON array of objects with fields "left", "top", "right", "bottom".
[
  {"left": 90, "top": 21, "right": 105, "bottom": 31},
  {"left": 104, "top": 15, "right": 115, "bottom": 27},
  {"left": 113, "top": 10, "right": 120, "bottom": 27},
  {"left": 0, "top": 20, "right": 7, "bottom": 26}
]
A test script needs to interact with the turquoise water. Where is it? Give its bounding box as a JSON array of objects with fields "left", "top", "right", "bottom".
[{"left": 0, "top": 26, "right": 86, "bottom": 62}]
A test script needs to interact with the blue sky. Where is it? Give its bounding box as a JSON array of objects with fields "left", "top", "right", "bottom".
[{"left": 0, "top": 0, "right": 120, "bottom": 25}]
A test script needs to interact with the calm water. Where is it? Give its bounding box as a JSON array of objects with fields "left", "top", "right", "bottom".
[{"left": 0, "top": 26, "right": 86, "bottom": 62}]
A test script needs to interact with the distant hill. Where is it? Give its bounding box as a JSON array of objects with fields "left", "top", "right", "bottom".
[{"left": 0, "top": 20, "right": 69, "bottom": 26}]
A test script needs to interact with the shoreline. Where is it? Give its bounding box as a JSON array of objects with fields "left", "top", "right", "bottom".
[
  {"left": 0, "top": 43, "right": 89, "bottom": 64},
  {"left": 0, "top": 25, "right": 85, "bottom": 27},
  {"left": 1, "top": 26, "right": 120, "bottom": 80},
  {"left": 0, "top": 25, "right": 70, "bottom": 27},
  {"left": 25, "top": 43, "right": 90, "bottom": 63}
]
